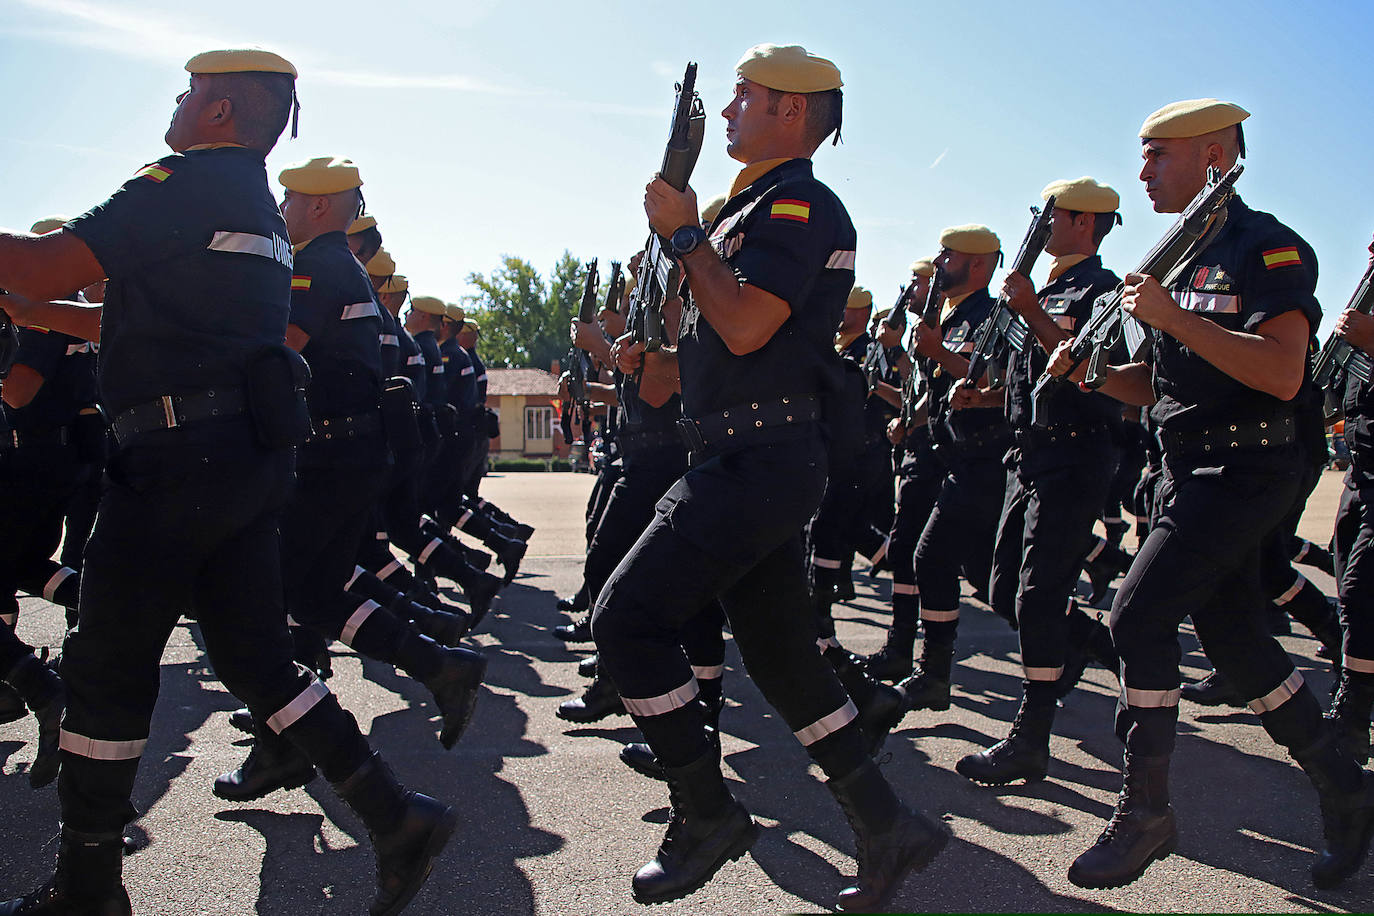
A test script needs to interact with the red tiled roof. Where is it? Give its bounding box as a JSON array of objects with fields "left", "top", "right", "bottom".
[{"left": 487, "top": 368, "right": 559, "bottom": 396}]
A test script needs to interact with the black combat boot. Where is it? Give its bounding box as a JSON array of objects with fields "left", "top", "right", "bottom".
[
  {"left": 1180, "top": 669, "right": 1244, "bottom": 707},
  {"left": 213, "top": 727, "right": 318, "bottom": 802},
  {"left": 228, "top": 707, "right": 255, "bottom": 735},
  {"left": 864, "top": 626, "right": 918, "bottom": 683},
  {"left": 392, "top": 631, "right": 487, "bottom": 749},
  {"left": 577, "top": 654, "right": 600, "bottom": 678},
  {"left": 4, "top": 652, "right": 64, "bottom": 788},
  {"left": 827, "top": 758, "right": 948, "bottom": 912},
  {"left": 620, "top": 695, "right": 724, "bottom": 783},
  {"left": 556, "top": 675, "right": 625, "bottom": 723},
  {"left": 896, "top": 638, "right": 954, "bottom": 713},
  {"left": 333, "top": 753, "right": 457, "bottom": 916},
  {"left": 630, "top": 750, "right": 758, "bottom": 904},
  {"left": 956, "top": 689, "right": 1056, "bottom": 786},
  {"left": 556, "top": 591, "right": 587, "bottom": 616},
  {"left": 1068, "top": 752, "right": 1177, "bottom": 889},
  {"left": 0, "top": 827, "right": 133, "bottom": 915},
  {"left": 490, "top": 534, "right": 526, "bottom": 585},
  {"left": 552, "top": 616, "right": 593, "bottom": 643},
  {"left": 390, "top": 594, "right": 469, "bottom": 647},
  {"left": 1292, "top": 732, "right": 1374, "bottom": 888},
  {"left": 826, "top": 646, "right": 905, "bottom": 757},
  {"left": 1327, "top": 671, "right": 1374, "bottom": 765},
  {"left": 291, "top": 626, "right": 333, "bottom": 681}
]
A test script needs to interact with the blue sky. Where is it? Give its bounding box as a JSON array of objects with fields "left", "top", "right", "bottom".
[{"left": 3, "top": 0, "right": 1370, "bottom": 335}]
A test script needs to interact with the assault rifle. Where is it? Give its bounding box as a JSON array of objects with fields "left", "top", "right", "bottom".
[
  {"left": 625, "top": 62, "right": 706, "bottom": 356},
  {"left": 1312, "top": 245, "right": 1374, "bottom": 419},
  {"left": 862, "top": 280, "right": 913, "bottom": 391},
  {"left": 565, "top": 258, "right": 599, "bottom": 418},
  {"left": 899, "top": 265, "right": 945, "bottom": 428},
  {"left": 1030, "top": 163, "right": 1243, "bottom": 427},
  {"left": 964, "top": 196, "right": 1056, "bottom": 385},
  {"left": 0, "top": 289, "right": 17, "bottom": 379}
]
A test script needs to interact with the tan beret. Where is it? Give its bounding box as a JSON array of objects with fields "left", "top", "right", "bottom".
[
  {"left": 348, "top": 215, "right": 377, "bottom": 235},
  {"left": 1140, "top": 98, "right": 1249, "bottom": 139},
  {"left": 365, "top": 248, "right": 396, "bottom": 277},
  {"left": 939, "top": 225, "right": 1001, "bottom": 256},
  {"left": 461, "top": 320, "right": 481, "bottom": 334},
  {"left": 279, "top": 156, "right": 362, "bottom": 195},
  {"left": 185, "top": 48, "right": 297, "bottom": 78},
  {"left": 411, "top": 296, "right": 446, "bottom": 316},
  {"left": 909, "top": 258, "right": 935, "bottom": 278},
  {"left": 443, "top": 302, "right": 466, "bottom": 322},
  {"left": 378, "top": 274, "right": 408, "bottom": 294},
  {"left": 874, "top": 307, "right": 892, "bottom": 322},
  {"left": 701, "top": 193, "right": 728, "bottom": 225},
  {"left": 736, "top": 44, "right": 842, "bottom": 93},
  {"left": 30, "top": 215, "right": 70, "bottom": 235},
  {"left": 846, "top": 285, "right": 873, "bottom": 310},
  {"left": 1041, "top": 177, "right": 1119, "bottom": 214}
]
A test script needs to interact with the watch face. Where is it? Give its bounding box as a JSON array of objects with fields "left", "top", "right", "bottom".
[{"left": 672, "top": 226, "right": 701, "bottom": 255}]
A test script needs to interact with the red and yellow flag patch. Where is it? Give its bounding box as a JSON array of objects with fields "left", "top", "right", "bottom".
[
  {"left": 136, "top": 163, "right": 173, "bottom": 183},
  {"left": 770, "top": 199, "right": 811, "bottom": 223},
  {"left": 291, "top": 275, "right": 312, "bottom": 291},
  {"left": 1262, "top": 246, "right": 1301, "bottom": 269}
]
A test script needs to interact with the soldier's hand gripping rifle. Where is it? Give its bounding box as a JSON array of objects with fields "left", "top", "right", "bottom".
[
  {"left": 565, "top": 258, "right": 599, "bottom": 419},
  {"left": 965, "top": 196, "right": 1056, "bottom": 386},
  {"left": 1030, "top": 163, "right": 1243, "bottom": 427},
  {"left": 625, "top": 63, "right": 706, "bottom": 361},
  {"left": 899, "top": 265, "right": 945, "bottom": 428},
  {"left": 862, "top": 280, "right": 913, "bottom": 391},
  {"left": 1311, "top": 237, "right": 1374, "bottom": 420}
]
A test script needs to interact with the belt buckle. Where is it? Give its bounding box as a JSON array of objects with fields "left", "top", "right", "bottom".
[
  {"left": 676, "top": 417, "right": 706, "bottom": 453},
  {"left": 160, "top": 395, "right": 179, "bottom": 429}
]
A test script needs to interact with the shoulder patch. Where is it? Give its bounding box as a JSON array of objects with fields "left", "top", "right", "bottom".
[
  {"left": 1261, "top": 246, "right": 1301, "bottom": 270},
  {"left": 135, "top": 163, "right": 173, "bottom": 183},
  {"left": 291, "top": 275, "right": 312, "bottom": 291},
  {"left": 770, "top": 199, "right": 810, "bottom": 223}
]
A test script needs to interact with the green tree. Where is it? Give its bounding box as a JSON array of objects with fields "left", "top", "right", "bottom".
[{"left": 464, "top": 250, "right": 591, "bottom": 370}]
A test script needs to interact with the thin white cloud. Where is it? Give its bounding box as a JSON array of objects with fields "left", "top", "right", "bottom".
[{"left": 929, "top": 147, "right": 949, "bottom": 169}]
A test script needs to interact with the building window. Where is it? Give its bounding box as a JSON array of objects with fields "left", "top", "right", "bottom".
[{"left": 525, "top": 405, "right": 552, "bottom": 441}]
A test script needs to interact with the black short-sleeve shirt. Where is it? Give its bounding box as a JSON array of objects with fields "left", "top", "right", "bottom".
[
  {"left": 66, "top": 148, "right": 293, "bottom": 414},
  {"left": 3, "top": 327, "right": 96, "bottom": 430},
  {"left": 679, "top": 158, "right": 856, "bottom": 418},
  {"left": 440, "top": 337, "right": 477, "bottom": 412},
  {"left": 397, "top": 325, "right": 427, "bottom": 400},
  {"left": 413, "top": 331, "right": 448, "bottom": 408},
  {"left": 378, "top": 303, "right": 401, "bottom": 378},
  {"left": 929, "top": 288, "right": 1009, "bottom": 453},
  {"left": 466, "top": 347, "right": 488, "bottom": 404}
]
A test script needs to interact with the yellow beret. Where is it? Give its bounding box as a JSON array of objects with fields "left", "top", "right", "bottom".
[
  {"left": 461, "top": 320, "right": 480, "bottom": 334},
  {"left": 874, "top": 307, "right": 892, "bottom": 322},
  {"left": 443, "top": 302, "right": 466, "bottom": 322},
  {"left": 939, "top": 225, "right": 1001, "bottom": 256},
  {"left": 30, "top": 215, "right": 70, "bottom": 235},
  {"left": 701, "top": 193, "right": 728, "bottom": 225},
  {"left": 412, "top": 296, "right": 446, "bottom": 316},
  {"left": 1139, "top": 98, "right": 1249, "bottom": 139},
  {"left": 279, "top": 156, "right": 363, "bottom": 195},
  {"left": 909, "top": 258, "right": 935, "bottom": 278},
  {"left": 348, "top": 215, "right": 377, "bottom": 235},
  {"left": 846, "top": 285, "right": 873, "bottom": 310},
  {"left": 378, "top": 274, "right": 408, "bottom": 294},
  {"left": 1041, "top": 177, "right": 1120, "bottom": 214},
  {"left": 735, "top": 44, "right": 842, "bottom": 93},
  {"left": 365, "top": 248, "right": 396, "bottom": 277},
  {"left": 185, "top": 48, "right": 297, "bottom": 78}
]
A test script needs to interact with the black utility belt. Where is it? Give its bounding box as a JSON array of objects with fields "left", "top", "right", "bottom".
[
  {"left": 306, "top": 409, "right": 383, "bottom": 443},
  {"left": 1015, "top": 422, "right": 1111, "bottom": 449},
  {"left": 619, "top": 427, "right": 685, "bottom": 457},
  {"left": 2, "top": 425, "right": 70, "bottom": 450},
  {"left": 111, "top": 388, "right": 247, "bottom": 446},
  {"left": 1160, "top": 415, "right": 1295, "bottom": 459},
  {"left": 942, "top": 422, "right": 1011, "bottom": 456},
  {"left": 677, "top": 394, "right": 821, "bottom": 458}
]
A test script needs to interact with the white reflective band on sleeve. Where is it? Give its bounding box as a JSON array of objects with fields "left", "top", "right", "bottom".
[
  {"left": 477, "top": 374, "right": 487, "bottom": 383},
  {"left": 380, "top": 334, "right": 399, "bottom": 347},
  {"left": 921, "top": 608, "right": 960, "bottom": 622},
  {"left": 621, "top": 677, "right": 699, "bottom": 717},
  {"left": 431, "top": 365, "right": 444, "bottom": 374},
  {"left": 868, "top": 537, "right": 890, "bottom": 567},
  {"left": 1248, "top": 669, "right": 1305, "bottom": 714},
  {"left": 812, "top": 556, "right": 843, "bottom": 570},
  {"left": 345, "top": 566, "right": 364, "bottom": 589},
  {"left": 341, "top": 301, "right": 380, "bottom": 320},
  {"left": 691, "top": 664, "right": 725, "bottom": 680},
  {"left": 378, "top": 558, "right": 403, "bottom": 580},
  {"left": 340, "top": 599, "right": 380, "bottom": 646},
  {"left": 1272, "top": 575, "right": 1306, "bottom": 607},
  {"left": 1024, "top": 665, "right": 1065, "bottom": 682},
  {"left": 1085, "top": 538, "right": 1106, "bottom": 562},
  {"left": 418, "top": 537, "right": 443, "bottom": 564},
  {"left": 59, "top": 729, "right": 147, "bottom": 761},
  {"left": 825, "top": 250, "right": 857, "bottom": 270},
  {"left": 0, "top": 613, "right": 15, "bottom": 627},
  {"left": 794, "top": 699, "right": 859, "bottom": 746},
  {"left": 461, "top": 366, "right": 475, "bottom": 376},
  {"left": 456, "top": 510, "right": 474, "bottom": 530},
  {"left": 376, "top": 531, "right": 388, "bottom": 540},
  {"left": 406, "top": 355, "right": 424, "bottom": 366},
  {"left": 1293, "top": 540, "right": 1311, "bottom": 562},
  {"left": 1346, "top": 654, "right": 1374, "bottom": 674},
  {"left": 266, "top": 679, "right": 330, "bottom": 734},
  {"left": 43, "top": 566, "right": 77, "bottom": 602},
  {"left": 1124, "top": 686, "right": 1181, "bottom": 708},
  {"left": 208, "top": 231, "right": 277, "bottom": 260},
  {"left": 892, "top": 583, "right": 919, "bottom": 596},
  {"left": 1102, "top": 516, "right": 1123, "bottom": 525}
]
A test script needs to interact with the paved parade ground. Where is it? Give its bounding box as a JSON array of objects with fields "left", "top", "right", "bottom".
[{"left": 0, "top": 469, "right": 1367, "bottom": 915}]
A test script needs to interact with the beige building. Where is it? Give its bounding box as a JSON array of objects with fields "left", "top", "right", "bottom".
[{"left": 486, "top": 368, "right": 569, "bottom": 460}]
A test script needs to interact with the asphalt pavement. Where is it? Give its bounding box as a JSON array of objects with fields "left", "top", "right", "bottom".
[{"left": 0, "top": 468, "right": 1368, "bottom": 914}]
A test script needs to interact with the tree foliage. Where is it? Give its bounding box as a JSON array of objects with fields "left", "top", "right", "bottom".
[{"left": 464, "top": 251, "right": 590, "bottom": 370}]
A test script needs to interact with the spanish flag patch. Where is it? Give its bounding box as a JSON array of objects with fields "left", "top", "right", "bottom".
[
  {"left": 291, "top": 275, "right": 312, "bottom": 291},
  {"left": 770, "top": 199, "right": 811, "bottom": 223},
  {"left": 136, "top": 163, "right": 173, "bottom": 183},
  {"left": 1262, "top": 246, "right": 1301, "bottom": 269}
]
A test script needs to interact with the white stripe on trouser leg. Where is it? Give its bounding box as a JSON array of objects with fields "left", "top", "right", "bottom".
[
  {"left": 892, "top": 583, "right": 918, "bottom": 596},
  {"left": 345, "top": 566, "right": 364, "bottom": 589},
  {"left": 1272, "top": 575, "right": 1306, "bottom": 606},
  {"left": 1124, "top": 685, "right": 1181, "bottom": 708},
  {"left": 1293, "top": 540, "right": 1311, "bottom": 562},
  {"left": 1248, "top": 669, "right": 1305, "bottom": 714},
  {"left": 1346, "top": 654, "right": 1374, "bottom": 674},
  {"left": 340, "top": 600, "right": 380, "bottom": 646},
  {"left": 691, "top": 665, "right": 724, "bottom": 680},
  {"left": 812, "top": 556, "right": 842, "bottom": 570},
  {"left": 921, "top": 607, "right": 959, "bottom": 622},
  {"left": 378, "top": 558, "right": 403, "bottom": 580},
  {"left": 1085, "top": 538, "right": 1106, "bottom": 563},
  {"left": 794, "top": 700, "right": 859, "bottom": 746},
  {"left": 59, "top": 730, "right": 147, "bottom": 761},
  {"left": 621, "top": 677, "right": 699, "bottom": 717},
  {"left": 43, "top": 567, "right": 77, "bottom": 602},
  {"left": 266, "top": 679, "right": 330, "bottom": 734},
  {"left": 418, "top": 537, "right": 443, "bottom": 565},
  {"left": 1024, "top": 665, "right": 1065, "bottom": 681},
  {"left": 868, "top": 537, "right": 889, "bottom": 567},
  {"left": 456, "top": 510, "right": 473, "bottom": 530}
]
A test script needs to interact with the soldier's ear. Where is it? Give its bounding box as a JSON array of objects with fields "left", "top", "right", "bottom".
[{"left": 207, "top": 97, "right": 233, "bottom": 126}]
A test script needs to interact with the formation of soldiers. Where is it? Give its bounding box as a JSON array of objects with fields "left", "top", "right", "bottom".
[{"left": 0, "top": 37, "right": 1371, "bottom": 916}]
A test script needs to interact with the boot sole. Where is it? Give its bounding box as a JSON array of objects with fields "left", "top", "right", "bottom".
[
  {"left": 1311, "top": 805, "right": 1374, "bottom": 889},
  {"left": 555, "top": 703, "right": 627, "bottom": 723},
  {"left": 958, "top": 770, "right": 1048, "bottom": 788},
  {"left": 619, "top": 746, "right": 667, "bottom": 783},
  {"left": 631, "top": 817, "right": 760, "bottom": 905},
  {"left": 838, "top": 822, "right": 950, "bottom": 913},
  {"left": 372, "top": 805, "right": 459, "bottom": 916},
  {"left": 1067, "top": 835, "right": 1177, "bottom": 890},
  {"left": 212, "top": 765, "right": 318, "bottom": 802}
]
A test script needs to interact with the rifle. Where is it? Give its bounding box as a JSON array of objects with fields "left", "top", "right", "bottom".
[
  {"left": 1030, "top": 163, "right": 1243, "bottom": 427},
  {"left": 899, "top": 265, "right": 945, "bottom": 429},
  {"left": 1312, "top": 246, "right": 1374, "bottom": 419},
  {"left": 565, "top": 258, "right": 599, "bottom": 420},
  {"left": 964, "top": 196, "right": 1056, "bottom": 385},
  {"left": 0, "top": 289, "right": 17, "bottom": 380},
  {"left": 625, "top": 62, "right": 706, "bottom": 356},
  {"left": 862, "top": 280, "right": 914, "bottom": 391}
]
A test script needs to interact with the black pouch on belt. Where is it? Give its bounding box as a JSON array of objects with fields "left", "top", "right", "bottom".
[
  {"left": 245, "top": 344, "right": 313, "bottom": 449},
  {"left": 382, "top": 376, "right": 423, "bottom": 454},
  {"left": 72, "top": 404, "right": 110, "bottom": 464}
]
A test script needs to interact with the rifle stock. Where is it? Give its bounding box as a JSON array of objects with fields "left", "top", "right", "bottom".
[{"left": 566, "top": 259, "right": 600, "bottom": 413}]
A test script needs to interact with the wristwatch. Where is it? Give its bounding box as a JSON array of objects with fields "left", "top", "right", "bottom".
[{"left": 669, "top": 224, "right": 708, "bottom": 258}]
